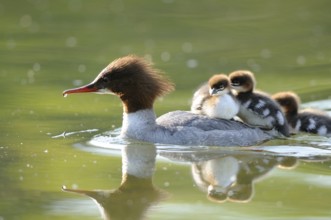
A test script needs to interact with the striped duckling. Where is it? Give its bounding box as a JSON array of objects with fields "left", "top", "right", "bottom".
[
  {"left": 229, "top": 70, "right": 290, "bottom": 137},
  {"left": 272, "top": 91, "right": 331, "bottom": 137}
]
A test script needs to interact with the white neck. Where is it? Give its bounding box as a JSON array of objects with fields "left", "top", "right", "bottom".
[
  {"left": 121, "top": 109, "right": 157, "bottom": 138},
  {"left": 122, "top": 144, "right": 156, "bottom": 179}
]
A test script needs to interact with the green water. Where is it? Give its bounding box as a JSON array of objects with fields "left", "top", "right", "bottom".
[{"left": 1, "top": 0, "right": 331, "bottom": 219}]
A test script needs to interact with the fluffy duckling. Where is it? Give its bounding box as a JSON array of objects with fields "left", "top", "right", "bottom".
[
  {"left": 229, "top": 70, "right": 290, "bottom": 137},
  {"left": 272, "top": 91, "right": 331, "bottom": 137},
  {"left": 191, "top": 74, "right": 239, "bottom": 120}
]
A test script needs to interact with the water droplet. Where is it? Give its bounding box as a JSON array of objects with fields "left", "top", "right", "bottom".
[
  {"left": 27, "top": 69, "right": 34, "bottom": 77},
  {"left": 78, "top": 64, "right": 86, "bottom": 73},
  {"left": 276, "top": 201, "right": 283, "bottom": 208},
  {"left": 161, "top": 51, "right": 171, "bottom": 62},
  {"left": 68, "top": 0, "right": 82, "bottom": 11},
  {"left": 186, "top": 59, "right": 198, "bottom": 69},
  {"left": 73, "top": 79, "right": 83, "bottom": 86},
  {"left": 33, "top": 63, "right": 41, "bottom": 72},
  {"left": 296, "top": 55, "right": 306, "bottom": 65},
  {"left": 6, "top": 39, "right": 16, "bottom": 49},
  {"left": 182, "top": 42, "right": 193, "bottom": 53},
  {"left": 260, "top": 49, "right": 272, "bottom": 59},
  {"left": 65, "top": 36, "right": 77, "bottom": 47},
  {"left": 72, "top": 184, "right": 78, "bottom": 189},
  {"left": 20, "top": 14, "right": 32, "bottom": 28}
]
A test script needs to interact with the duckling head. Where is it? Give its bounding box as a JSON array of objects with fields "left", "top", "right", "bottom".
[
  {"left": 208, "top": 74, "right": 231, "bottom": 96},
  {"left": 272, "top": 91, "right": 300, "bottom": 115},
  {"left": 229, "top": 70, "right": 256, "bottom": 93}
]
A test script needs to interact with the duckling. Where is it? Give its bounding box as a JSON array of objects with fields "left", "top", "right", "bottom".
[
  {"left": 191, "top": 74, "right": 239, "bottom": 120},
  {"left": 272, "top": 91, "right": 331, "bottom": 137},
  {"left": 229, "top": 70, "right": 290, "bottom": 137}
]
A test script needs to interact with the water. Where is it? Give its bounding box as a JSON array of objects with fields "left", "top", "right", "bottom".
[{"left": 1, "top": 0, "right": 331, "bottom": 219}]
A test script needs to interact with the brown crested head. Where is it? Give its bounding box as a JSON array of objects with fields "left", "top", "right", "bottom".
[
  {"left": 208, "top": 74, "right": 230, "bottom": 96},
  {"left": 228, "top": 70, "right": 256, "bottom": 93},
  {"left": 272, "top": 91, "right": 300, "bottom": 115},
  {"left": 63, "top": 55, "right": 175, "bottom": 113}
]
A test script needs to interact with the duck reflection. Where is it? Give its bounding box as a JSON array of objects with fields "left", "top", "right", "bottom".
[
  {"left": 191, "top": 153, "right": 297, "bottom": 203},
  {"left": 63, "top": 142, "right": 302, "bottom": 218},
  {"left": 63, "top": 143, "right": 166, "bottom": 220}
]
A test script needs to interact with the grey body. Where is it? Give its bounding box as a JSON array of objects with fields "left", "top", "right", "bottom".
[{"left": 121, "top": 109, "right": 275, "bottom": 147}]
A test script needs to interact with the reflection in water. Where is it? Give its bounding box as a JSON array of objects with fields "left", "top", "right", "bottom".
[
  {"left": 191, "top": 153, "right": 297, "bottom": 203},
  {"left": 63, "top": 139, "right": 331, "bottom": 218},
  {"left": 63, "top": 143, "right": 166, "bottom": 220}
]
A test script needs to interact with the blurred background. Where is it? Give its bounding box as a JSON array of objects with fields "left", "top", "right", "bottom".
[{"left": 1, "top": 0, "right": 331, "bottom": 219}]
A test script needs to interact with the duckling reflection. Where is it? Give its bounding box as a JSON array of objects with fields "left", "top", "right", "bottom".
[
  {"left": 63, "top": 143, "right": 166, "bottom": 220},
  {"left": 191, "top": 153, "right": 297, "bottom": 203}
]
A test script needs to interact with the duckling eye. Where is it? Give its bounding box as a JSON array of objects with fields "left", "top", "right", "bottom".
[
  {"left": 218, "top": 85, "right": 225, "bottom": 90},
  {"left": 284, "top": 100, "right": 291, "bottom": 105},
  {"left": 214, "top": 81, "right": 227, "bottom": 90},
  {"left": 231, "top": 79, "right": 240, "bottom": 85}
]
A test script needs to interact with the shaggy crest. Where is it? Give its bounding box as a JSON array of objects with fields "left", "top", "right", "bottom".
[{"left": 102, "top": 55, "right": 175, "bottom": 112}]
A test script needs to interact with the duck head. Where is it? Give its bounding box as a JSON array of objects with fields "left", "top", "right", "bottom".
[{"left": 63, "top": 55, "right": 174, "bottom": 113}]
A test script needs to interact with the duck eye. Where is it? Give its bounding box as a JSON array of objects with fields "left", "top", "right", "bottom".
[{"left": 101, "top": 76, "right": 109, "bottom": 83}]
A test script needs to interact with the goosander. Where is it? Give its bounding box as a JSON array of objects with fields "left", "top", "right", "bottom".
[
  {"left": 272, "top": 91, "right": 331, "bottom": 137},
  {"left": 63, "top": 55, "right": 276, "bottom": 146},
  {"left": 228, "top": 70, "right": 290, "bottom": 137},
  {"left": 191, "top": 74, "right": 239, "bottom": 120}
]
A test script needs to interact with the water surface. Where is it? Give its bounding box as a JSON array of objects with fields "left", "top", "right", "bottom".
[{"left": 1, "top": 0, "right": 331, "bottom": 219}]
